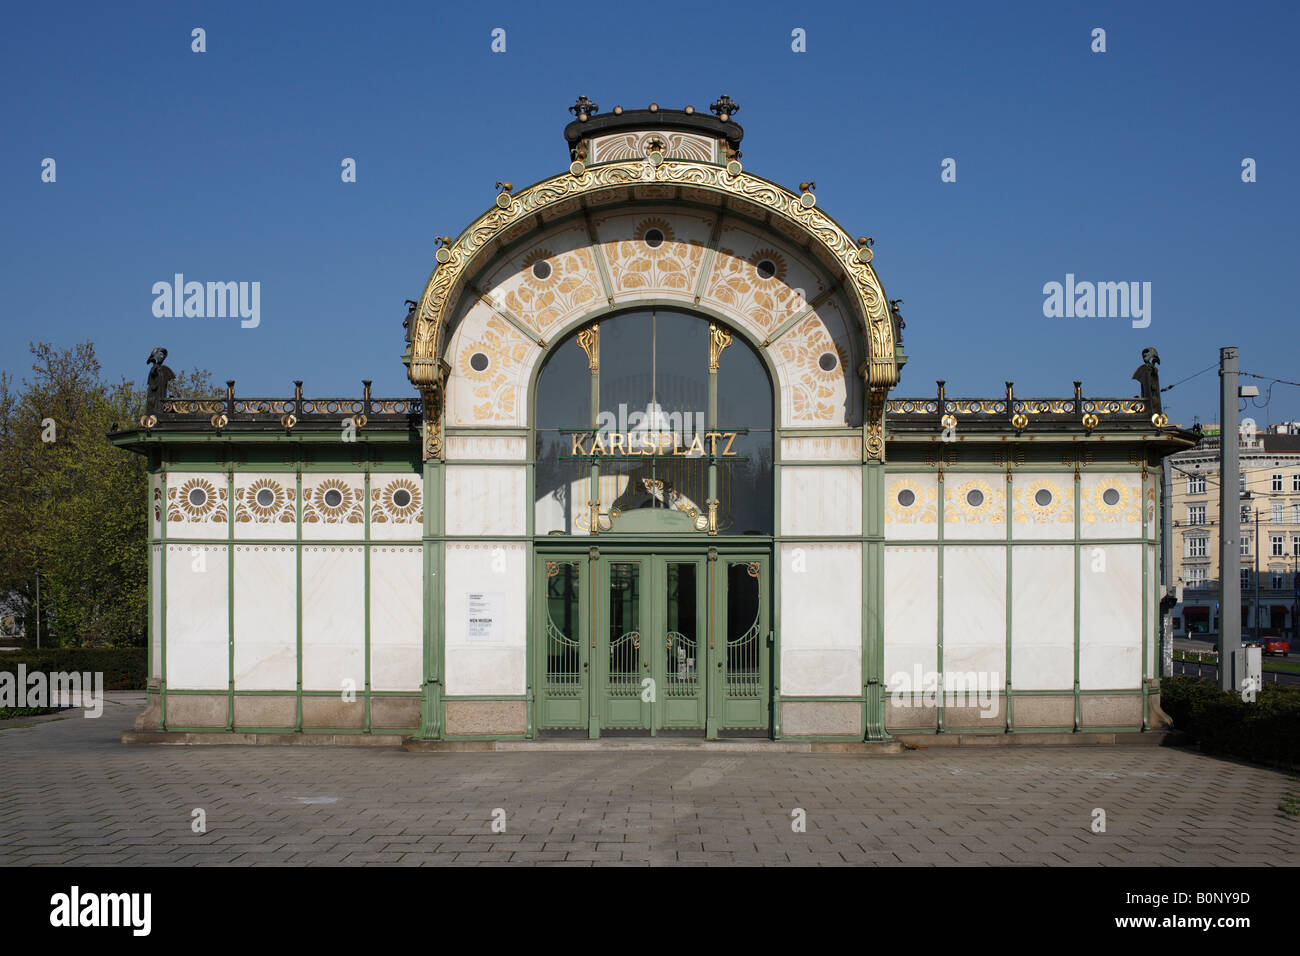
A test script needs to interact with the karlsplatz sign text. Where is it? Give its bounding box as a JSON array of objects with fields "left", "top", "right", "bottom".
[{"left": 567, "top": 431, "right": 740, "bottom": 458}]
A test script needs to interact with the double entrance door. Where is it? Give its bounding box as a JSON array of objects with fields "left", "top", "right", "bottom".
[{"left": 534, "top": 548, "right": 770, "bottom": 737}]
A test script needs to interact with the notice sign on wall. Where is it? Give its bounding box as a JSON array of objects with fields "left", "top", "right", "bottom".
[{"left": 466, "top": 592, "right": 505, "bottom": 643}]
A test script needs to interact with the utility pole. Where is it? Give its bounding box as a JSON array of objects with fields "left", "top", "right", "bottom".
[
  {"left": 1218, "top": 347, "right": 1241, "bottom": 691},
  {"left": 1254, "top": 508, "right": 1260, "bottom": 642}
]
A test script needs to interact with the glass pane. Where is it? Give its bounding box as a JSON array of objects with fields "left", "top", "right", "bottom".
[
  {"left": 608, "top": 564, "right": 641, "bottom": 698},
  {"left": 535, "top": 332, "right": 591, "bottom": 429},
  {"left": 665, "top": 563, "right": 699, "bottom": 697},
  {"left": 716, "top": 431, "right": 774, "bottom": 535},
  {"left": 726, "top": 563, "right": 762, "bottom": 697},
  {"left": 599, "top": 311, "right": 708, "bottom": 433},
  {"left": 717, "top": 333, "right": 772, "bottom": 431},
  {"left": 534, "top": 433, "right": 589, "bottom": 534},
  {"left": 544, "top": 562, "right": 581, "bottom": 694}
]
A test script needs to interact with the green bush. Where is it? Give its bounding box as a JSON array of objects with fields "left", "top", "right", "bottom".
[
  {"left": 1160, "top": 676, "right": 1300, "bottom": 769},
  {"left": 0, "top": 648, "right": 147, "bottom": 690}
]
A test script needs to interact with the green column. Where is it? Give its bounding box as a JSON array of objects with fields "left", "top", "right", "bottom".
[
  {"left": 863, "top": 461, "right": 890, "bottom": 741},
  {"left": 418, "top": 454, "right": 445, "bottom": 739}
]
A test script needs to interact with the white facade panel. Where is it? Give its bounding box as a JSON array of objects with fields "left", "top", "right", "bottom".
[
  {"left": 942, "top": 546, "right": 1006, "bottom": 680},
  {"left": 301, "top": 546, "right": 365, "bottom": 692},
  {"left": 780, "top": 465, "right": 861, "bottom": 536},
  {"left": 443, "top": 542, "right": 527, "bottom": 696},
  {"left": 369, "top": 546, "right": 423, "bottom": 692},
  {"left": 445, "top": 466, "right": 527, "bottom": 536},
  {"left": 165, "top": 544, "right": 228, "bottom": 690},
  {"left": 233, "top": 545, "right": 297, "bottom": 690},
  {"left": 1079, "top": 544, "right": 1143, "bottom": 689},
  {"left": 882, "top": 546, "right": 938, "bottom": 689},
  {"left": 779, "top": 542, "right": 861, "bottom": 696},
  {"left": 1011, "top": 545, "right": 1075, "bottom": 690}
]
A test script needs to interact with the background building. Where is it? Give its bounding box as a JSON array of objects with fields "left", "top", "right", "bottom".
[{"left": 1166, "top": 428, "right": 1300, "bottom": 639}]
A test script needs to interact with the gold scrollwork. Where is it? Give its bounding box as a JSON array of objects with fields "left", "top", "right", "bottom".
[
  {"left": 746, "top": 561, "right": 761, "bottom": 578},
  {"left": 576, "top": 324, "right": 599, "bottom": 372},
  {"left": 409, "top": 158, "right": 899, "bottom": 460},
  {"left": 708, "top": 322, "right": 733, "bottom": 372},
  {"left": 545, "top": 561, "right": 560, "bottom": 578}
]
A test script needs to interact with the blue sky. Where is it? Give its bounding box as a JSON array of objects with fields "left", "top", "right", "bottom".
[{"left": 3, "top": 0, "right": 1297, "bottom": 428}]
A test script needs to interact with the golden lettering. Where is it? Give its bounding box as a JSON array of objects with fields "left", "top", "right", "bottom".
[
  {"left": 722, "top": 432, "right": 738, "bottom": 456},
  {"left": 686, "top": 433, "right": 705, "bottom": 456},
  {"left": 706, "top": 431, "right": 721, "bottom": 455},
  {"left": 571, "top": 433, "right": 588, "bottom": 456},
  {"left": 591, "top": 433, "right": 607, "bottom": 455},
  {"left": 609, "top": 432, "right": 625, "bottom": 456}
]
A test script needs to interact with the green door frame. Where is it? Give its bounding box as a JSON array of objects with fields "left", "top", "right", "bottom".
[{"left": 533, "top": 541, "right": 772, "bottom": 739}]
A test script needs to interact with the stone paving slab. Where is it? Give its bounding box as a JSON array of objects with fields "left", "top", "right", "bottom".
[{"left": 0, "top": 693, "right": 1295, "bottom": 866}]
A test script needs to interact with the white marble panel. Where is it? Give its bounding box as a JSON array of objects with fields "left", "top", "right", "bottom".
[
  {"left": 165, "top": 544, "right": 228, "bottom": 690},
  {"left": 1080, "top": 472, "right": 1143, "bottom": 539},
  {"left": 779, "top": 542, "right": 861, "bottom": 696},
  {"left": 370, "top": 546, "right": 423, "bottom": 691},
  {"left": 1011, "top": 545, "right": 1074, "bottom": 690},
  {"left": 1079, "top": 544, "right": 1142, "bottom": 689},
  {"left": 883, "top": 546, "right": 938, "bottom": 687},
  {"left": 301, "top": 472, "right": 365, "bottom": 541},
  {"left": 233, "top": 545, "right": 297, "bottom": 690},
  {"left": 884, "top": 473, "right": 939, "bottom": 541},
  {"left": 942, "top": 546, "right": 1007, "bottom": 680},
  {"left": 943, "top": 475, "right": 1007, "bottom": 541},
  {"left": 301, "top": 547, "right": 365, "bottom": 692},
  {"left": 444, "top": 543, "right": 527, "bottom": 696},
  {"left": 163, "top": 471, "right": 229, "bottom": 540},
  {"left": 781, "top": 466, "right": 861, "bottom": 536},
  {"left": 231, "top": 473, "right": 297, "bottom": 540},
  {"left": 445, "top": 436, "right": 530, "bottom": 461},
  {"left": 1011, "top": 475, "right": 1075, "bottom": 540},
  {"left": 780, "top": 436, "right": 861, "bottom": 462},
  {"left": 369, "top": 473, "right": 424, "bottom": 541},
  {"left": 446, "top": 466, "right": 526, "bottom": 536}
]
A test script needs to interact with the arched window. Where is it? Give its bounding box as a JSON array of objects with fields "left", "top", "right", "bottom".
[{"left": 534, "top": 309, "right": 773, "bottom": 535}]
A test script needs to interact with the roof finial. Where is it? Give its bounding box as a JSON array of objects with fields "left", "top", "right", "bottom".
[
  {"left": 710, "top": 94, "right": 739, "bottom": 122},
  {"left": 569, "top": 95, "right": 599, "bottom": 121}
]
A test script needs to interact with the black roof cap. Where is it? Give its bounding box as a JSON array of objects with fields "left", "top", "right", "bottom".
[{"left": 564, "top": 107, "right": 744, "bottom": 153}]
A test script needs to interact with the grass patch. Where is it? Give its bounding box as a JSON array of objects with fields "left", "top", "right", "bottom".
[{"left": 0, "top": 706, "right": 58, "bottom": 720}]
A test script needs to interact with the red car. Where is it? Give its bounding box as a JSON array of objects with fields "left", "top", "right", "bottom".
[{"left": 1259, "top": 635, "right": 1291, "bottom": 657}]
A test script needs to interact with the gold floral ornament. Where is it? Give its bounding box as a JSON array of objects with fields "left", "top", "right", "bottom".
[
  {"left": 504, "top": 246, "right": 599, "bottom": 337},
  {"left": 949, "top": 479, "right": 1002, "bottom": 523},
  {"left": 236, "top": 478, "right": 293, "bottom": 523},
  {"left": 885, "top": 478, "right": 936, "bottom": 524},
  {"left": 169, "top": 477, "right": 227, "bottom": 523},
  {"left": 1016, "top": 479, "right": 1070, "bottom": 523},
  {"left": 303, "top": 478, "right": 363, "bottom": 524},
  {"left": 371, "top": 477, "right": 422, "bottom": 523},
  {"left": 1084, "top": 483, "right": 1140, "bottom": 523}
]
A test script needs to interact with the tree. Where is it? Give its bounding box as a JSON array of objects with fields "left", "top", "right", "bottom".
[{"left": 0, "top": 343, "right": 211, "bottom": 647}]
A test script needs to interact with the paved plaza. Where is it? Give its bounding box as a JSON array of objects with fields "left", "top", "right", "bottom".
[{"left": 1, "top": 693, "right": 1295, "bottom": 866}]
